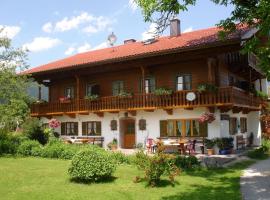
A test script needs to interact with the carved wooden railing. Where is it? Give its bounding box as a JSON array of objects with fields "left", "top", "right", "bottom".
[{"left": 30, "top": 87, "right": 262, "bottom": 115}]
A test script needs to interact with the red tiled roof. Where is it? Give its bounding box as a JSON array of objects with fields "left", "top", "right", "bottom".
[{"left": 23, "top": 26, "right": 249, "bottom": 75}]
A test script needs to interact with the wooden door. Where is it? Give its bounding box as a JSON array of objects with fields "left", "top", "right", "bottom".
[{"left": 122, "top": 119, "right": 135, "bottom": 149}]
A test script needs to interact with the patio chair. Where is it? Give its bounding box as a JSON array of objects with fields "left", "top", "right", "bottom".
[
  {"left": 186, "top": 140, "right": 197, "bottom": 155},
  {"left": 146, "top": 138, "right": 155, "bottom": 153}
]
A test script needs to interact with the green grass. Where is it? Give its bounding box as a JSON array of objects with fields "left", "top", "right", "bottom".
[{"left": 0, "top": 157, "right": 253, "bottom": 200}]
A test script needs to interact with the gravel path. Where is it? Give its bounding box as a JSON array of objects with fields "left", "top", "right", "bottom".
[{"left": 241, "top": 157, "right": 270, "bottom": 200}]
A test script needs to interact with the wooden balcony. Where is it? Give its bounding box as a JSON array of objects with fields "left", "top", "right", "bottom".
[{"left": 30, "top": 87, "right": 262, "bottom": 117}]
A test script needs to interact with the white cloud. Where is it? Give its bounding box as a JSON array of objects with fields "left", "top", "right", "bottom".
[
  {"left": 142, "top": 23, "right": 158, "bottom": 41},
  {"left": 128, "top": 0, "right": 138, "bottom": 12},
  {"left": 42, "top": 22, "right": 53, "bottom": 33},
  {"left": 77, "top": 43, "right": 91, "bottom": 53},
  {"left": 55, "top": 12, "right": 94, "bottom": 32},
  {"left": 0, "top": 25, "right": 21, "bottom": 39},
  {"left": 43, "top": 12, "right": 114, "bottom": 34},
  {"left": 23, "top": 37, "right": 61, "bottom": 52},
  {"left": 64, "top": 47, "right": 76, "bottom": 55},
  {"left": 183, "top": 26, "right": 193, "bottom": 33},
  {"left": 92, "top": 42, "right": 108, "bottom": 50},
  {"left": 82, "top": 16, "right": 115, "bottom": 34}
]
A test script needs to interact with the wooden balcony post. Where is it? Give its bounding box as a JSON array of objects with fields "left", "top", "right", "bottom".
[
  {"left": 38, "top": 85, "right": 41, "bottom": 101},
  {"left": 140, "top": 66, "right": 146, "bottom": 107},
  {"left": 207, "top": 58, "right": 216, "bottom": 85},
  {"left": 75, "top": 75, "right": 80, "bottom": 111}
]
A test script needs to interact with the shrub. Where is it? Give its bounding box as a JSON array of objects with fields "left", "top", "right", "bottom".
[
  {"left": 174, "top": 155, "right": 200, "bottom": 170},
  {"left": 17, "top": 140, "right": 41, "bottom": 156},
  {"left": 42, "top": 140, "right": 67, "bottom": 159},
  {"left": 22, "top": 118, "right": 49, "bottom": 145},
  {"left": 68, "top": 149, "right": 116, "bottom": 182},
  {"left": 247, "top": 147, "right": 267, "bottom": 159},
  {"left": 110, "top": 151, "right": 132, "bottom": 165},
  {"left": 0, "top": 131, "right": 26, "bottom": 155},
  {"left": 134, "top": 150, "right": 180, "bottom": 187}
]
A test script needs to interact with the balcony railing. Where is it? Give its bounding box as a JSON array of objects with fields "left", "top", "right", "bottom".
[{"left": 30, "top": 87, "right": 262, "bottom": 116}]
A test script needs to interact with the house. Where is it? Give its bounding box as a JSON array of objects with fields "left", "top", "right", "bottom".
[{"left": 24, "top": 19, "right": 267, "bottom": 149}]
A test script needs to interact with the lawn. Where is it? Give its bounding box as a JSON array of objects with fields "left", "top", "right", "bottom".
[{"left": 0, "top": 157, "right": 253, "bottom": 200}]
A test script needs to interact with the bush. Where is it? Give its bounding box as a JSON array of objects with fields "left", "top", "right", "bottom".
[
  {"left": 0, "top": 131, "right": 26, "bottom": 155},
  {"left": 134, "top": 150, "right": 180, "bottom": 187},
  {"left": 22, "top": 118, "right": 49, "bottom": 145},
  {"left": 174, "top": 155, "right": 200, "bottom": 170},
  {"left": 247, "top": 147, "right": 267, "bottom": 159},
  {"left": 68, "top": 149, "right": 116, "bottom": 182},
  {"left": 110, "top": 151, "right": 132, "bottom": 165},
  {"left": 17, "top": 140, "right": 42, "bottom": 156}
]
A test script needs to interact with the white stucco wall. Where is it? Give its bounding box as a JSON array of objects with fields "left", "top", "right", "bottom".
[{"left": 40, "top": 108, "right": 261, "bottom": 149}]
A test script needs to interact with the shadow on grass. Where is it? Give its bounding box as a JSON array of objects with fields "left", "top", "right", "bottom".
[
  {"left": 184, "top": 160, "right": 254, "bottom": 180},
  {"left": 160, "top": 184, "right": 241, "bottom": 200},
  {"left": 70, "top": 176, "right": 117, "bottom": 185}
]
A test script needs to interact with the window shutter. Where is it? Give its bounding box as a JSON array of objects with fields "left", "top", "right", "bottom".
[
  {"left": 96, "top": 122, "right": 101, "bottom": 136},
  {"left": 150, "top": 77, "right": 155, "bottom": 92},
  {"left": 160, "top": 120, "right": 167, "bottom": 137},
  {"left": 74, "top": 122, "right": 78, "bottom": 136},
  {"left": 61, "top": 122, "right": 66, "bottom": 135},
  {"left": 92, "top": 84, "right": 100, "bottom": 95},
  {"left": 82, "top": 122, "right": 87, "bottom": 136},
  {"left": 112, "top": 82, "right": 118, "bottom": 96}
]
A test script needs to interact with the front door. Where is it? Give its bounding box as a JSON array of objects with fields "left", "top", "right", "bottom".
[{"left": 122, "top": 119, "right": 135, "bottom": 149}]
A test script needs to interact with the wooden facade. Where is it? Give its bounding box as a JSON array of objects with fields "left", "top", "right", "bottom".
[{"left": 30, "top": 44, "right": 265, "bottom": 117}]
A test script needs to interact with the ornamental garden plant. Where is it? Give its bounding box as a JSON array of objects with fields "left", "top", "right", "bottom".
[{"left": 68, "top": 148, "right": 116, "bottom": 182}]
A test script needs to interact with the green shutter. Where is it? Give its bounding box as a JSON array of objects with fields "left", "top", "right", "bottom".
[
  {"left": 150, "top": 77, "right": 155, "bottom": 92},
  {"left": 160, "top": 120, "right": 167, "bottom": 137},
  {"left": 74, "top": 122, "right": 78, "bottom": 136},
  {"left": 82, "top": 122, "right": 87, "bottom": 136},
  {"left": 61, "top": 122, "right": 66, "bottom": 135},
  {"left": 96, "top": 122, "right": 101, "bottom": 136}
]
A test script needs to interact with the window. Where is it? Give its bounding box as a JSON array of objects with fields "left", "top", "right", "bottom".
[
  {"left": 64, "top": 87, "right": 74, "bottom": 99},
  {"left": 82, "top": 121, "right": 101, "bottom": 136},
  {"left": 112, "top": 81, "right": 124, "bottom": 96},
  {"left": 240, "top": 118, "right": 247, "bottom": 133},
  {"left": 144, "top": 77, "right": 155, "bottom": 93},
  {"left": 86, "top": 84, "right": 100, "bottom": 96},
  {"left": 229, "top": 118, "right": 238, "bottom": 135},
  {"left": 160, "top": 119, "right": 208, "bottom": 137},
  {"left": 61, "top": 122, "right": 78, "bottom": 136},
  {"left": 176, "top": 74, "right": 192, "bottom": 91}
]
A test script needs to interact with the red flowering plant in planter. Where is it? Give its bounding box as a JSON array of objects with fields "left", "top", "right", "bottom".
[{"left": 198, "top": 112, "right": 216, "bottom": 124}]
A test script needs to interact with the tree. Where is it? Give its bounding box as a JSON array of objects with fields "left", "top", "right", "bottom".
[
  {"left": 0, "top": 28, "right": 32, "bottom": 130},
  {"left": 135, "top": 0, "right": 270, "bottom": 78}
]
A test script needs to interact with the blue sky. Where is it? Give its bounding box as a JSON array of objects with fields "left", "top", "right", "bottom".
[{"left": 0, "top": 0, "right": 234, "bottom": 68}]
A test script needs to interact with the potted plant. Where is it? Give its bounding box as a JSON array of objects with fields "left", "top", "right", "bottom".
[
  {"left": 205, "top": 139, "right": 215, "bottom": 155},
  {"left": 153, "top": 88, "right": 173, "bottom": 96},
  {"left": 197, "top": 83, "right": 218, "bottom": 94},
  {"left": 118, "top": 91, "right": 132, "bottom": 98},
  {"left": 216, "top": 137, "right": 234, "bottom": 155},
  {"left": 85, "top": 94, "right": 99, "bottom": 101},
  {"left": 107, "top": 138, "right": 118, "bottom": 151},
  {"left": 59, "top": 96, "right": 71, "bottom": 103}
]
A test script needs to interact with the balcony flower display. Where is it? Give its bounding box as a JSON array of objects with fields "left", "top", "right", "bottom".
[
  {"left": 153, "top": 88, "right": 172, "bottom": 96},
  {"left": 197, "top": 83, "right": 218, "bottom": 93},
  {"left": 198, "top": 112, "right": 216, "bottom": 124},
  {"left": 59, "top": 96, "right": 71, "bottom": 103},
  {"left": 85, "top": 94, "right": 99, "bottom": 101},
  {"left": 118, "top": 91, "right": 132, "bottom": 98}
]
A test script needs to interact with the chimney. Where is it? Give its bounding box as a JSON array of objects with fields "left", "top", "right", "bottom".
[
  {"left": 124, "top": 39, "right": 136, "bottom": 44},
  {"left": 170, "top": 18, "right": 181, "bottom": 37}
]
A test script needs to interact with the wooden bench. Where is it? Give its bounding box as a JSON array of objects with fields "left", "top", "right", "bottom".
[
  {"left": 77, "top": 136, "right": 104, "bottom": 147},
  {"left": 236, "top": 135, "right": 245, "bottom": 150}
]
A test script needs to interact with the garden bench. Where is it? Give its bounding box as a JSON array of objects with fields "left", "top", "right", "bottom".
[
  {"left": 236, "top": 135, "right": 245, "bottom": 150},
  {"left": 74, "top": 136, "right": 104, "bottom": 147}
]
